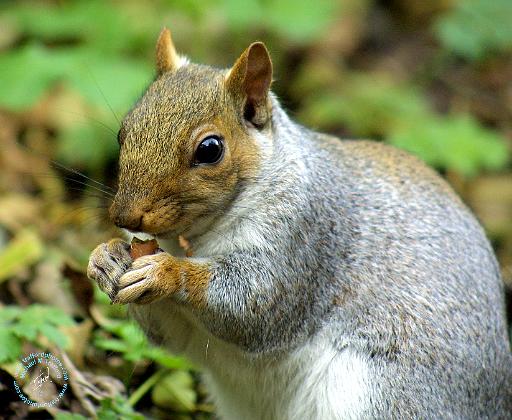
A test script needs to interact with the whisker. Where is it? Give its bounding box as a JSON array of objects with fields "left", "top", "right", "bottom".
[
  {"left": 48, "top": 160, "right": 115, "bottom": 191},
  {"left": 39, "top": 174, "right": 115, "bottom": 198},
  {"left": 61, "top": 177, "right": 115, "bottom": 198},
  {"left": 63, "top": 207, "right": 102, "bottom": 221},
  {"left": 80, "top": 213, "right": 110, "bottom": 224},
  {"left": 54, "top": 109, "right": 118, "bottom": 136},
  {"left": 84, "top": 63, "right": 121, "bottom": 126},
  {"left": 59, "top": 188, "right": 112, "bottom": 202},
  {"left": 48, "top": 162, "right": 115, "bottom": 197},
  {"left": 12, "top": 141, "right": 115, "bottom": 194}
]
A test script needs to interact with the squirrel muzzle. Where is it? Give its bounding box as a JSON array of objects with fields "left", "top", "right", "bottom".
[{"left": 109, "top": 199, "right": 144, "bottom": 232}]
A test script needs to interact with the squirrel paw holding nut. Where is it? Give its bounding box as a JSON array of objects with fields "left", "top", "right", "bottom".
[
  {"left": 88, "top": 238, "right": 208, "bottom": 305},
  {"left": 113, "top": 252, "right": 179, "bottom": 305},
  {"left": 87, "top": 238, "right": 132, "bottom": 301}
]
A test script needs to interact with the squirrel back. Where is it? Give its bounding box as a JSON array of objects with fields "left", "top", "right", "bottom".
[
  {"left": 96, "top": 29, "right": 512, "bottom": 419},
  {"left": 302, "top": 134, "right": 512, "bottom": 417}
]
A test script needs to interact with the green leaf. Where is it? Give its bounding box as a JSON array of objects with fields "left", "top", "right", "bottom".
[
  {"left": 38, "top": 323, "right": 69, "bottom": 349},
  {"left": 94, "top": 337, "right": 129, "bottom": 353},
  {"left": 0, "top": 229, "right": 44, "bottom": 283},
  {"left": 222, "top": 0, "right": 340, "bottom": 42},
  {"left": 152, "top": 370, "right": 196, "bottom": 412},
  {"left": 0, "top": 42, "right": 150, "bottom": 115},
  {"left": 3, "top": 0, "right": 157, "bottom": 54},
  {"left": 5, "top": 305, "right": 75, "bottom": 349},
  {"left": 222, "top": 0, "right": 265, "bottom": 32},
  {"left": 265, "top": 0, "right": 341, "bottom": 42},
  {"left": 298, "top": 72, "right": 509, "bottom": 176},
  {"left": 0, "top": 41, "right": 150, "bottom": 168},
  {"left": 0, "top": 329, "right": 22, "bottom": 364},
  {"left": 65, "top": 52, "right": 152, "bottom": 113},
  {"left": 435, "top": 0, "right": 512, "bottom": 60},
  {"left": 56, "top": 123, "right": 119, "bottom": 172},
  {"left": 95, "top": 320, "right": 149, "bottom": 362},
  {"left": 12, "top": 322, "right": 38, "bottom": 341},
  {"left": 105, "top": 321, "right": 147, "bottom": 348},
  {"left": 389, "top": 114, "right": 509, "bottom": 176},
  {"left": 97, "top": 395, "right": 145, "bottom": 420},
  {"left": 55, "top": 413, "right": 89, "bottom": 420},
  {"left": 0, "top": 43, "right": 68, "bottom": 110},
  {"left": 299, "top": 74, "right": 429, "bottom": 135},
  {"left": 0, "top": 44, "right": 53, "bottom": 109},
  {"left": 94, "top": 319, "right": 195, "bottom": 369},
  {"left": 146, "top": 347, "right": 195, "bottom": 370},
  {"left": 0, "top": 306, "right": 22, "bottom": 323},
  {"left": 18, "top": 305, "right": 74, "bottom": 328}
]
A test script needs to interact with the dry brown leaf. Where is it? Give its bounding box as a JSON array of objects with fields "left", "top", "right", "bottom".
[{"left": 130, "top": 238, "right": 159, "bottom": 259}]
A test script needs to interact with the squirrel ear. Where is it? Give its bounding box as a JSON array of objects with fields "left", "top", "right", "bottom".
[
  {"left": 226, "top": 42, "right": 273, "bottom": 127},
  {"left": 156, "top": 27, "right": 180, "bottom": 75}
]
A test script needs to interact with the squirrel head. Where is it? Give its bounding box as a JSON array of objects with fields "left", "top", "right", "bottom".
[{"left": 110, "top": 28, "right": 273, "bottom": 237}]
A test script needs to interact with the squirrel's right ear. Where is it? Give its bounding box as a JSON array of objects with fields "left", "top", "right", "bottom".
[
  {"left": 225, "top": 42, "right": 273, "bottom": 128},
  {"left": 156, "top": 27, "right": 180, "bottom": 75}
]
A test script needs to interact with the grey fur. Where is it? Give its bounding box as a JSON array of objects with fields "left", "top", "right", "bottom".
[
  {"left": 90, "top": 63, "right": 512, "bottom": 418},
  {"left": 189, "top": 103, "right": 512, "bottom": 417}
]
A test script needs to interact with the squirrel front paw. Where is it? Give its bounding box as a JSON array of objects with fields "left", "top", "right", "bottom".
[
  {"left": 88, "top": 241, "right": 210, "bottom": 306},
  {"left": 113, "top": 253, "right": 180, "bottom": 305},
  {"left": 87, "top": 238, "right": 132, "bottom": 300}
]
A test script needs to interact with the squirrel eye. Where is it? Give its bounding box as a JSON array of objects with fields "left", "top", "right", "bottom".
[{"left": 194, "top": 135, "right": 224, "bottom": 165}]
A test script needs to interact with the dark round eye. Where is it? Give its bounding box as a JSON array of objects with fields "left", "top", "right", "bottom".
[{"left": 194, "top": 135, "right": 224, "bottom": 165}]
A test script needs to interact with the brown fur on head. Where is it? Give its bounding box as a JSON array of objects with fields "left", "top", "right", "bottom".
[{"left": 109, "top": 28, "right": 273, "bottom": 237}]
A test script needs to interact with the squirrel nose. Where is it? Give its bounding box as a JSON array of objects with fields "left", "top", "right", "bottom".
[
  {"left": 110, "top": 203, "right": 144, "bottom": 231},
  {"left": 114, "top": 213, "right": 143, "bottom": 231}
]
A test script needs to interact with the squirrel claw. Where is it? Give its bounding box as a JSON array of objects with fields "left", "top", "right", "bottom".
[
  {"left": 87, "top": 238, "right": 132, "bottom": 300},
  {"left": 115, "top": 253, "right": 171, "bottom": 305}
]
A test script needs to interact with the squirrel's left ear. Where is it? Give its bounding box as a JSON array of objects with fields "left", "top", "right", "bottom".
[
  {"left": 225, "top": 42, "right": 273, "bottom": 128},
  {"left": 156, "top": 27, "right": 180, "bottom": 75}
]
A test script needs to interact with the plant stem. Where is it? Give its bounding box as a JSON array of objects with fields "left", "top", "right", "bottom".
[{"left": 128, "top": 369, "right": 167, "bottom": 407}]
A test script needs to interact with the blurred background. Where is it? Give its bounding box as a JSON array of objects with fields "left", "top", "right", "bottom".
[{"left": 0, "top": 0, "right": 511, "bottom": 418}]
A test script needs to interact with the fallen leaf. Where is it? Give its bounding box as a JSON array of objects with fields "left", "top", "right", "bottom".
[
  {"left": 152, "top": 370, "right": 196, "bottom": 412},
  {"left": 0, "top": 229, "right": 44, "bottom": 283}
]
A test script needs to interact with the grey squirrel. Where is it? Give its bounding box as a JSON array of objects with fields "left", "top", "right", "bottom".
[{"left": 87, "top": 28, "right": 512, "bottom": 419}]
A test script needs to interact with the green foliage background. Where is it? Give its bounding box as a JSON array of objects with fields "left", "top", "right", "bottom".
[{"left": 0, "top": 0, "right": 511, "bottom": 418}]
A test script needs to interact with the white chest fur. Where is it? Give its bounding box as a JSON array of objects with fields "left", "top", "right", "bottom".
[
  {"left": 203, "top": 337, "right": 372, "bottom": 420},
  {"left": 130, "top": 301, "right": 371, "bottom": 420}
]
